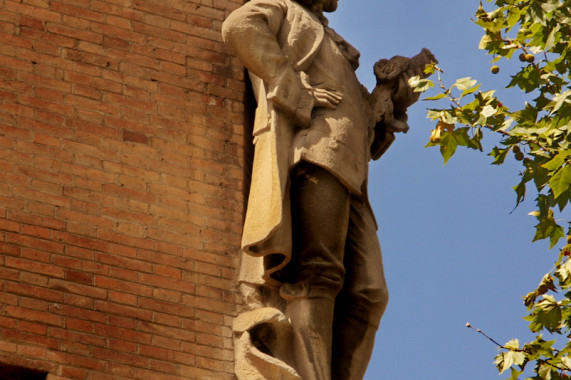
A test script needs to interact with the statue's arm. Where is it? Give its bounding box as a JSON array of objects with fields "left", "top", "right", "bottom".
[{"left": 222, "top": 1, "right": 314, "bottom": 127}]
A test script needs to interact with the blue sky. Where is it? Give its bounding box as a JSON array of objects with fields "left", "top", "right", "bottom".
[{"left": 327, "top": 1, "right": 552, "bottom": 379}]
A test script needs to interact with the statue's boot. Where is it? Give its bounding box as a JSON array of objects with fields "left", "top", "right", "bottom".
[
  {"left": 285, "top": 296, "right": 335, "bottom": 380},
  {"left": 331, "top": 312, "right": 379, "bottom": 380}
]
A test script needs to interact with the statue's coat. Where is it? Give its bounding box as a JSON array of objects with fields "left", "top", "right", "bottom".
[{"left": 222, "top": 0, "right": 325, "bottom": 286}]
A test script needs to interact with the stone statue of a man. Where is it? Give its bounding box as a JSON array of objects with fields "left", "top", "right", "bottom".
[{"left": 222, "top": 1, "right": 434, "bottom": 379}]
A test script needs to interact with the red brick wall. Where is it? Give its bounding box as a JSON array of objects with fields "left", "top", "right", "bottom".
[{"left": 0, "top": 0, "right": 247, "bottom": 378}]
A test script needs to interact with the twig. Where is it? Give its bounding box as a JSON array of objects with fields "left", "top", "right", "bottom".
[
  {"left": 465, "top": 322, "right": 571, "bottom": 372},
  {"left": 465, "top": 322, "right": 509, "bottom": 350}
]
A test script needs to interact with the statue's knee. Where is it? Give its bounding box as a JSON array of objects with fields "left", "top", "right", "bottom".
[
  {"left": 307, "top": 274, "right": 344, "bottom": 299},
  {"left": 371, "top": 286, "right": 389, "bottom": 317},
  {"left": 280, "top": 274, "right": 344, "bottom": 302},
  {"left": 342, "top": 285, "right": 389, "bottom": 326},
  {"left": 295, "top": 261, "right": 345, "bottom": 300},
  {"left": 362, "top": 286, "right": 388, "bottom": 319}
]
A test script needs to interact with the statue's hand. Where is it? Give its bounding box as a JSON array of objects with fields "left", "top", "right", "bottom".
[{"left": 311, "top": 87, "right": 342, "bottom": 110}]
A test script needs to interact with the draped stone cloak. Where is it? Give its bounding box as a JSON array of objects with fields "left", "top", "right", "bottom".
[{"left": 222, "top": 0, "right": 373, "bottom": 288}]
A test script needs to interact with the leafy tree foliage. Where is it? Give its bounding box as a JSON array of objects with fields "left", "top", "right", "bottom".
[{"left": 412, "top": 0, "right": 571, "bottom": 378}]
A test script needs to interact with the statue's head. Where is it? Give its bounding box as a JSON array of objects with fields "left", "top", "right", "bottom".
[{"left": 296, "top": 0, "right": 338, "bottom": 13}]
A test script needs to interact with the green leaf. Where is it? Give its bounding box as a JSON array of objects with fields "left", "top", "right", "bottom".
[
  {"left": 513, "top": 181, "right": 526, "bottom": 207},
  {"left": 529, "top": 3, "right": 547, "bottom": 26},
  {"left": 440, "top": 132, "right": 458, "bottom": 165},
  {"left": 544, "top": 24, "right": 561, "bottom": 51},
  {"left": 424, "top": 64, "right": 436, "bottom": 76},
  {"left": 555, "top": 187, "right": 570, "bottom": 212},
  {"left": 479, "top": 33, "right": 493, "bottom": 50},
  {"left": 542, "top": 151, "right": 571, "bottom": 171},
  {"left": 524, "top": 335, "right": 555, "bottom": 360},
  {"left": 424, "top": 93, "right": 447, "bottom": 101},
  {"left": 530, "top": 295, "right": 562, "bottom": 333},
  {"left": 491, "top": 147, "right": 509, "bottom": 165},
  {"left": 549, "top": 166, "right": 571, "bottom": 199},
  {"left": 540, "top": 1, "right": 561, "bottom": 13},
  {"left": 461, "top": 84, "right": 481, "bottom": 98},
  {"left": 532, "top": 216, "right": 565, "bottom": 249},
  {"left": 508, "top": 367, "right": 522, "bottom": 380},
  {"left": 506, "top": 7, "right": 521, "bottom": 31},
  {"left": 526, "top": 159, "right": 549, "bottom": 191},
  {"left": 511, "top": 102, "right": 538, "bottom": 123},
  {"left": 453, "top": 128, "right": 472, "bottom": 147},
  {"left": 548, "top": 90, "right": 571, "bottom": 115},
  {"left": 471, "top": 127, "right": 483, "bottom": 151},
  {"left": 508, "top": 66, "right": 541, "bottom": 93}
]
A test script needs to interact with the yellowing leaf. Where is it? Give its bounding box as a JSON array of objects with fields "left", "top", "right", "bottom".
[
  {"left": 481, "top": 105, "right": 497, "bottom": 118},
  {"left": 504, "top": 339, "right": 520, "bottom": 350},
  {"left": 455, "top": 77, "right": 478, "bottom": 90},
  {"left": 437, "top": 121, "right": 455, "bottom": 132},
  {"left": 495, "top": 349, "right": 526, "bottom": 374},
  {"left": 555, "top": 259, "right": 571, "bottom": 282},
  {"left": 561, "top": 356, "right": 571, "bottom": 370}
]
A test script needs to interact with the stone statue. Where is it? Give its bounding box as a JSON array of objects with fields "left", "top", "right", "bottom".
[{"left": 222, "top": 1, "right": 435, "bottom": 379}]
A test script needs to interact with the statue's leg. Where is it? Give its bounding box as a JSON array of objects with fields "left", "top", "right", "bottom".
[
  {"left": 283, "top": 163, "right": 350, "bottom": 380},
  {"left": 331, "top": 195, "right": 389, "bottom": 380}
]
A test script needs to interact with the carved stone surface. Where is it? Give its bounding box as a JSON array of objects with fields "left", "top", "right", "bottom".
[{"left": 222, "top": 1, "right": 435, "bottom": 379}]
